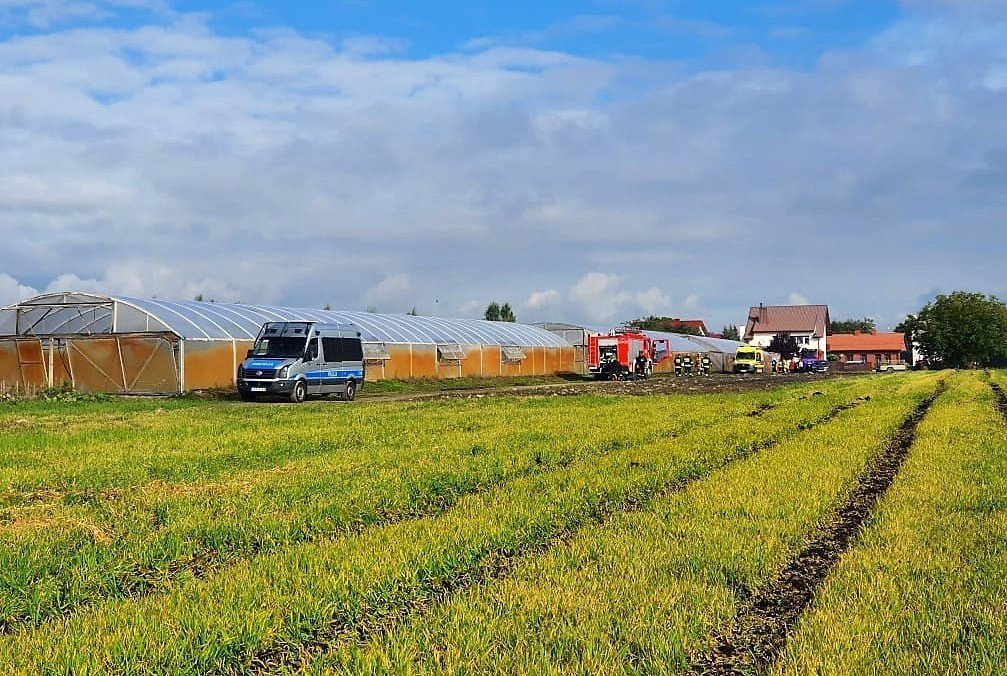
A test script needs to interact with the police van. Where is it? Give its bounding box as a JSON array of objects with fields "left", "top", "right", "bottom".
[{"left": 237, "top": 322, "right": 365, "bottom": 403}]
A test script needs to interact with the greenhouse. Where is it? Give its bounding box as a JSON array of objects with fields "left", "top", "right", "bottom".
[
  {"left": 0, "top": 292, "right": 576, "bottom": 394},
  {"left": 642, "top": 331, "right": 745, "bottom": 373}
]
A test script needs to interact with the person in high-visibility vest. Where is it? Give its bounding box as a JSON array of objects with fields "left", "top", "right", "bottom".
[
  {"left": 674, "top": 355, "right": 683, "bottom": 376},
  {"left": 683, "top": 354, "right": 693, "bottom": 375}
]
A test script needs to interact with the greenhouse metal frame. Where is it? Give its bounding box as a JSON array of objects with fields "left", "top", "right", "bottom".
[{"left": 0, "top": 292, "right": 577, "bottom": 394}]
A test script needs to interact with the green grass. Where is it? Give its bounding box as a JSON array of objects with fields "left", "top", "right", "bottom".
[
  {"left": 0, "top": 371, "right": 999, "bottom": 674},
  {"left": 772, "top": 373, "right": 1007, "bottom": 674},
  {"left": 0, "top": 379, "right": 879, "bottom": 672},
  {"left": 305, "top": 372, "right": 942, "bottom": 674}
]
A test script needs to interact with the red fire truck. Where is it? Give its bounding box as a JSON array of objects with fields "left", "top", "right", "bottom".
[{"left": 586, "top": 330, "right": 670, "bottom": 380}]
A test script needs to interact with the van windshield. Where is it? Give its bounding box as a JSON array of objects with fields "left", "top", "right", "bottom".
[{"left": 250, "top": 336, "right": 306, "bottom": 359}]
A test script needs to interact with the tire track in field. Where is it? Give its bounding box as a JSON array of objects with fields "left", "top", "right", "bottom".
[
  {"left": 690, "top": 382, "right": 946, "bottom": 676},
  {"left": 0, "top": 398, "right": 786, "bottom": 635},
  {"left": 243, "top": 397, "right": 870, "bottom": 675},
  {"left": 988, "top": 381, "right": 1007, "bottom": 421}
]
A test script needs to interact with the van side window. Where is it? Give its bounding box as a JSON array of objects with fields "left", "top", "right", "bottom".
[
  {"left": 322, "top": 337, "right": 342, "bottom": 362},
  {"left": 306, "top": 338, "right": 319, "bottom": 361},
  {"left": 341, "top": 337, "right": 363, "bottom": 361}
]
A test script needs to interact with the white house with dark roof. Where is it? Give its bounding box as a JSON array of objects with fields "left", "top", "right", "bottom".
[{"left": 743, "top": 303, "right": 830, "bottom": 358}]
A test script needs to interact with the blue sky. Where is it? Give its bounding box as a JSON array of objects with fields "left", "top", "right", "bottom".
[
  {"left": 176, "top": 0, "right": 902, "bottom": 65},
  {"left": 0, "top": 0, "right": 1004, "bottom": 329}
]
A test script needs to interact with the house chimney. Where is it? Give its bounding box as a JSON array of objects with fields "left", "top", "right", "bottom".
[{"left": 759, "top": 303, "right": 766, "bottom": 322}]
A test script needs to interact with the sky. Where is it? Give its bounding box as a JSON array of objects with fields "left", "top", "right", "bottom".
[{"left": 0, "top": 0, "right": 1005, "bottom": 331}]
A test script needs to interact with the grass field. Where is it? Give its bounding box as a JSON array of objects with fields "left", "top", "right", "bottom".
[{"left": 0, "top": 371, "right": 1001, "bottom": 673}]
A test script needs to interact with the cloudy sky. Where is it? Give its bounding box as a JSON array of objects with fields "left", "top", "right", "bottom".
[{"left": 1, "top": 0, "right": 1004, "bottom": 330}]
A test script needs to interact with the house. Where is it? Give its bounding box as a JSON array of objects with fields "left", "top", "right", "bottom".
[
  {"left": 828, "top": 331, "right": 907, "bottom": 369},
  {"left": 743, "top": 304, "right": 830, "bottom": 357},
  {"left": 667, "top": 318, "right": 709, "bottom": 336}
]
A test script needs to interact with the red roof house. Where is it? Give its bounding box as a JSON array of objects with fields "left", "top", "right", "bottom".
[{"left": 828, "top": 331, "right": 906, "bottom": 369}]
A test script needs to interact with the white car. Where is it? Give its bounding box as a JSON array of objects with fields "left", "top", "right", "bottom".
[{"left": 877, "top": 362, "right": 908, "bottom": 372}]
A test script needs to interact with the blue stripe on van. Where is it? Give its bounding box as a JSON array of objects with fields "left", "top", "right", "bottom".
[{"left": 305, "top": 370, "right": 364, "bottom": 380}]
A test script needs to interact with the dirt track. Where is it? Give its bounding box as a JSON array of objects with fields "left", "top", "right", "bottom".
[{"left": 364, "top": 373, "right": 846, "bottom": 403}]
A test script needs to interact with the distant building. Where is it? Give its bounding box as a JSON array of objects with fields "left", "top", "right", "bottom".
[
  {"left": 828, "top": 331, "right": 907, "bottom": 369},
  {"left": 669, "top": 319, "right": 709, "bottom": 336},
  {"left": 743, "top": 303, "right": 830, "bottom": 357}
]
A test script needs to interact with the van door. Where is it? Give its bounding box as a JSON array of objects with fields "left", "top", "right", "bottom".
[
  {"left": 341, "top": 336, "right": 364, "bottom": 396},
  {"left": 318, "top": 336, "right": 340, "bottom": 395},
  {"left": 305, "top": 337, "right": 323, "bottom": 394}
]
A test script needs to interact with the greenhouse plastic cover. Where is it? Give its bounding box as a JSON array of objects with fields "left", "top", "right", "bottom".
[
  {"left": 642, "top": 331, "right": 744, "bottom": 354},
  {"left": 1, "top": 293, "right": 571, "bottom": 347}
]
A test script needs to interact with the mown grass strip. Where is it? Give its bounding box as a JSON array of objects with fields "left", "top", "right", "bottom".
[
  {"left": 692, "top": 379, "right": 946, "bottom": 675},
  {"left": 1, "top": 391, "right": 787, "bottom": 633},
  {"left": 300, "top": 374, "right": 939, "bottom": 674},
  {"left": 0, "top": 384, "right": 877, "bottom": 673},
  {"left": 770, "top": 373, "right": 1007, "bottom": 674}
]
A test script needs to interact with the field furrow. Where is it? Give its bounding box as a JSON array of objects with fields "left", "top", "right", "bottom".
[
  {"left": 0, "top": 381, "right": 880, "bottom": 673},
  {"left": 299, "top": 374, "right": 939, "bottom": 674},
  {"left": 0, "top": 389, "right": 798, "bottom": 632},
  {"left": 692, "top": 379, "right": 945, "bottom": 674},
  {"left": 771, "top": 374, "right": 1007, "bottom": 674}
]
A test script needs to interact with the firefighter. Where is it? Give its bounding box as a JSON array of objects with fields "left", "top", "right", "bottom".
[
  {"left": 634, "top": 351, "right": 647, "bottom": 379},
  {"left": 701, "top": 355, "right": 712, "bottom": 376},
  {"left": 683, "top": 354, "right": 693, "bottom": 375},
  {"left": 674, "top": 355, "right": 683, "bottom": 376}
]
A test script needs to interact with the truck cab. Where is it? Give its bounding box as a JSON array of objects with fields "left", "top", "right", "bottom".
[
  {"left": 237, "top": 322, "right": 364, "bottom": 403},
  {"left": 733, "top": 346, "right": 766, "bottom": 374}
]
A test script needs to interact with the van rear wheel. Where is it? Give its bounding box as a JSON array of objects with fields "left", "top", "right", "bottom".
[
  {"left": 290, "top": 380, "right": 307, "bottom": 404},
  {"left": 344, "top": 380, "right": 357, "bottom": 402}
]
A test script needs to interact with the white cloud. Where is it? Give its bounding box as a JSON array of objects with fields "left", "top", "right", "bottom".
[
  {"left": 525, "top": 289, "right": 560, "bottom": 308},
  {"left": 567, "top": 273, "right": 676, "bottom": 323},
  {"left": 636, "top": 286, "right": 671, "bottom": 315},
  {"left": 788, "top": 292, "right": 810, "bottom": 306},
  {"left": 362, "top": 273, "right": 412, "bottom": 311},
  {"left": 0, "top": 3, "right": 1004, "bottom": 330},
  {"left": 0, "top": 273, "right": 39, "bottom": 306}
]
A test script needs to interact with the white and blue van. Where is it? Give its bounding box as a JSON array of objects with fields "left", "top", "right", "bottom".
[{"left": 237, "top": 321, "right": 365, "bottom": 403}]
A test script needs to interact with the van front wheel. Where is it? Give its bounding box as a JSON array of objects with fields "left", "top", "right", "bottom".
[
  {"left": 290, "top": 380, "right": 307, "bottom": 404},
  {"left": 344, "top": 380, "right": 357, "bottom": 402}
]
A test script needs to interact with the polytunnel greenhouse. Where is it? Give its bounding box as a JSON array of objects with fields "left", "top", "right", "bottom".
[
  {"left": 0, "top": 292, "right": 576, "bottom": 394},
  {"left": 640, "top": 331, "right": 744, "bottom": 373}
]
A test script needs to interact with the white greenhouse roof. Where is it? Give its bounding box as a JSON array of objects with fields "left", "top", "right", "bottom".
[
  {"left": 0, "top": 292, "right": 571, "bottom": 348},
  {"left": 642, "top": 331, "right": 744, "bottom": 354}
]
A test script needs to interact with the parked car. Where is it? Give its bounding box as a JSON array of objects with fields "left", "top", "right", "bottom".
[
  {"left": 811, "top": 360, "right": 830, "bottom": 373},
  {"left": 877, "top": 362, "right": 908, "bottom": 372}
]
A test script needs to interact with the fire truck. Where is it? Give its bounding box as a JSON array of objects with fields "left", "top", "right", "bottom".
[{"left": 586, "top": 330, "right": 670, "bottom": 380}]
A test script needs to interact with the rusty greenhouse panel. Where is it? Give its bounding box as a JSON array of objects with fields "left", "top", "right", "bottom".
[
  {"left": 0, "top": 341, "right": 22, "bottom": 390},
  {"left": 117, "top": 336, "right": 179, "bottom": 394},
  {"left": 67, "top": 338, "right": 126, "bottom": 393},
  {"left": 182, "top": 341, "right": 239, "bottom": 391}
]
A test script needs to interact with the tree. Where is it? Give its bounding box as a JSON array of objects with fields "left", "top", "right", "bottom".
[
  {"left": 901, "top": 291, "right": 1007, "bottom": 368},
  {"left": 830, "top": 317, "right": 876, "bottom": 334},
  {"left": 194, "top": 293, "right": 204, "bottom": 302},
  {"left": 721, "top": 325, "right": 741, "bottom": 341},
  {"left": 322, "top": 304, "right": 331, "bottom": 311},
  {"left": 768, "top": 332, "right": 800, "bottom": 359},
  {"left": 484, "top": 302, "right": 516, "bottom": 322},
  {"left": 622, "top": 316, "right": 702, "bottom": 335},
  {"left": 407, "top": 307, "right": 419, "bottom": 316}
]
